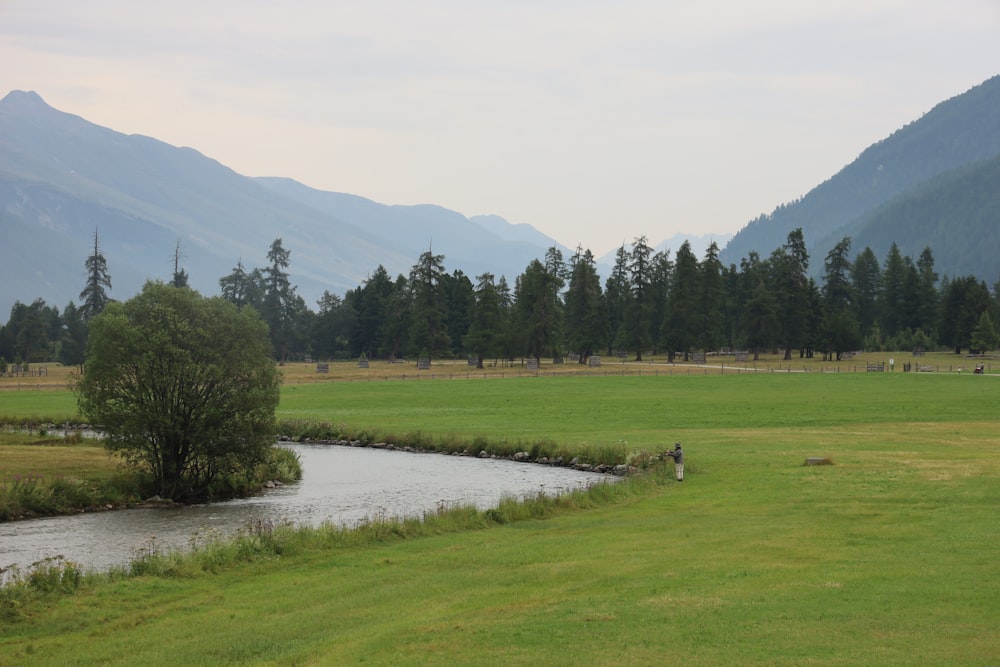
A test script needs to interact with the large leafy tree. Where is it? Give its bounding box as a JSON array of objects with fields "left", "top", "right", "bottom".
[
  {"left": 76, "top": 282, "right": 281, "bottom": 500},
  {"left": 79, "top": 228, "right": 112, "bottom": 322}
]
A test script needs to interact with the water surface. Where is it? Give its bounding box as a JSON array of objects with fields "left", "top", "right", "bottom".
[{"left": 0, "top": 443, "right": 612, "bottom": 573}]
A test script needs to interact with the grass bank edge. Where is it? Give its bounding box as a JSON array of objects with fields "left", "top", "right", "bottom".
[
  {"left": 0, "top": 433, "right": 302, "bottom": 522},
  {"left": 0, "top": 457, "right": 667, "bottom": 623},
  {"left": 276, "top": 417, "right": 653, "bottom": 468}
]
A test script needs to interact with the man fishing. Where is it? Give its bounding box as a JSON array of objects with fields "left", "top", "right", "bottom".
[{"left": 665, "top": 442, "right": 684, "bottom": 482}]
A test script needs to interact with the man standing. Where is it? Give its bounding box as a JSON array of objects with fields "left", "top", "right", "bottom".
[{"left": 665, "top": 443, "right": 684, "bottom": 481}]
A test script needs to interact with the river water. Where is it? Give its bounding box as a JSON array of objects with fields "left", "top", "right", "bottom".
[{"left": 0, "top": 443, "right": 613, "bottom": 574}]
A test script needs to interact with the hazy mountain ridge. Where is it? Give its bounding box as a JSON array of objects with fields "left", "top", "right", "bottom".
[
  {"left": 0, "top": 91, "right": 565, "bottom": 316},
  {"left": 720, "top": 75, "right": 1000, "bottom": 276},
  {"left": 3, "top": 76, "right": 999, "bottom": 319}
]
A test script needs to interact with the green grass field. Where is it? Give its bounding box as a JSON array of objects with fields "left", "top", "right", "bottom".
[{"left": 1, "top": 372, "right": 999, "bottom": 665}]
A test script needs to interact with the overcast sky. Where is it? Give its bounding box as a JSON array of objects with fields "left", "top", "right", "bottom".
[{"left": 2, "top": 1, "right": 998, "bottom": 256}]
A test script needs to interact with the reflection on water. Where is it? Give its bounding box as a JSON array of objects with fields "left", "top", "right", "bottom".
[{"left": 0, "top": 443, "right": 613, "bottom": 573}]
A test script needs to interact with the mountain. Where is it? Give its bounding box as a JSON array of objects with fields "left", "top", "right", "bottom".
[
  {"left": 824, "top": 154, "right": 1000, "bottom": 282},
  {"left": 253, "top": 178, "right": 565, "bottom": 279},
  {"left": 0, "top": 91, "right": 564, "bottom": 317},
  {"left": 719, "top": 75, "right": 1000, "bottom": 277}
]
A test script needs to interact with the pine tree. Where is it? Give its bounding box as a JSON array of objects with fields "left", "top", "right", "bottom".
[
  {"left": 262, "top": 238, "right": 299, "bottom": 362},
  {"left": 408, "top": 249, "right": 451, "bottom": 359},
  {"left": 622, "top": 236, "right": 654, "bottom": 361},
  {"left": 564, "top": 247, "right": 607, "bottom": 364},
  {"left": 662, "top": 241, "right": 701, "bottom": 362},
  {"left": 464, "top": 272, "right": 505, "bottom": 368},
  {"left": 79, "top": 228, "right": 112, "bottom": 322}
]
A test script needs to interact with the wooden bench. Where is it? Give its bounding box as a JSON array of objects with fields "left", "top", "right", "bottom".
[
  {"left": 357, "top": 357, "right": 369, "bottom": 369},
  {"left": 589, "top": 355, "right": 602, "bottom": 367},
  {"left": 526, "top": 358, "right": 539, "bottom": 371},
  {"left": 316, "top": 363, "right": 329, "bottom": 374},
  {"left": 866, "top": 362, "right": 885, "bottom": 373},
  {"left": 691, "top": 352, "right": 706, "bottom": 364},
  {"left": 417, "top": 358, "right": 431, "bottom": 370}
]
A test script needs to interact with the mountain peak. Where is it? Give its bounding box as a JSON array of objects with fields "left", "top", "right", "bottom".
[{"left": 0, "top": 90, "right": 49, "bottom": 109}]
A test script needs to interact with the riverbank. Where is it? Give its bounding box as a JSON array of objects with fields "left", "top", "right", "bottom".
[
  {"left": 2, "top": 416, "right": 997, "bottom": 665},
  {"left": 0, "top": 432, "right": 301, "bottom": 521},
  {"left": 2, "top": 373, "right": 998, "bottom": 664}
]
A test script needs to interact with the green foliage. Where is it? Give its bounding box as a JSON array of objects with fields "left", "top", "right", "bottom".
[
  {"left": 0, "top": 557, "right": 85, "bottom": 622},
  {"left": 970, "top": 311, "right": 999, "bottom": 353},
  {"left": 0, "top": 470, "right": 143, "bottom": 521},
  {"left": 75, "top": 281, "right": 281, "bottom": 500}
]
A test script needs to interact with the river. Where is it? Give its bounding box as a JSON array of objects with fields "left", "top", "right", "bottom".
[{"left": 0, "top": 443, "right": 614, "bottom": 574}]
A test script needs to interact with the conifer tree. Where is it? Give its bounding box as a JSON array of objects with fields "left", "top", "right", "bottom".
[{"left": 79, "top": 228, "right": 112, "bottom": 322}]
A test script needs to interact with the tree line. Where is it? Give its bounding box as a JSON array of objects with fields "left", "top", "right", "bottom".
[{"left": 3, "top": 227, "right": 999, "bottom": 371}]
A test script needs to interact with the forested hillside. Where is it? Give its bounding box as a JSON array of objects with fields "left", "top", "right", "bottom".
[
  {"left": 720, "top": 75, "right": 1000, "bottom": 279},
  {"left": 825, "top": 155, "right": 1000, "bottom": 282}
]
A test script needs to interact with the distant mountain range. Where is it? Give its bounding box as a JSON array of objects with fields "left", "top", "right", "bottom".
[
  {"left": 720, "top": 75, "right": 1000, "bottom": 282},
  {"left": 0, "top": 91, "right": 574, "bottom": 316},
  {"left": 2, "top": 76, "right": 999, "bottom": 318}
]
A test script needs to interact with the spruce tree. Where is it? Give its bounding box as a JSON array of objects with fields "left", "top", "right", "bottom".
[{"left": 79, "top": 228, "right": 112, "bottom": 322}]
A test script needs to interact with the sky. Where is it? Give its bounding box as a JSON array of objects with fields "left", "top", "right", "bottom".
[{"left": 2, "top": 1, "right": 999, "bottom": 257}]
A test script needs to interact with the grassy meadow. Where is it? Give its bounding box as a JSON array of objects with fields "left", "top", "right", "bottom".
[{"left": 1, "top": 363, "right": 999, "bottom": 665}]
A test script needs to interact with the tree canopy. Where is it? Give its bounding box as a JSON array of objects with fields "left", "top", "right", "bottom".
[{"left": 75, "top": 282, "right": 281, "bottom": 500}]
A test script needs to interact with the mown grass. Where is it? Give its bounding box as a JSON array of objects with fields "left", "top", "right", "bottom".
[
  {"left": 278, "top": 372, "right": 997, "bottom": 447},
  {"left": 1, "top": 372, "right": 998, "bottom": 665}
]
